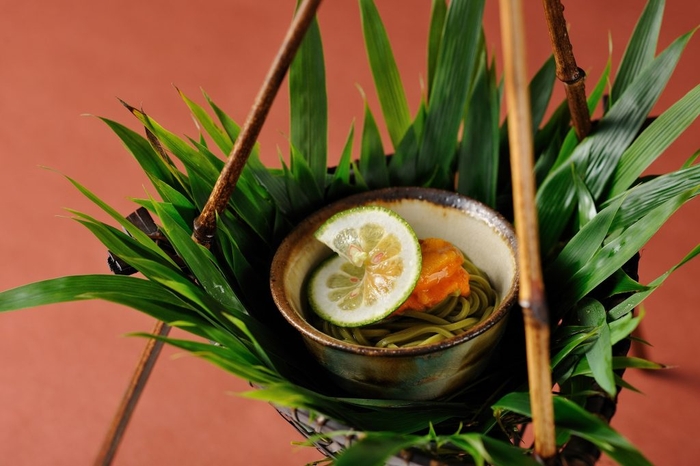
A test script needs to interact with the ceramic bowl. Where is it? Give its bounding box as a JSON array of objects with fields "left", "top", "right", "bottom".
[{"left": 270, "top": 187, "right": 518, "bottom": 400}]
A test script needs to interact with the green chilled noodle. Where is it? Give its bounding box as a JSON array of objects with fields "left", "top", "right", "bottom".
[{"left": 312, "top": 255, "right": 498, "bottom": 348}]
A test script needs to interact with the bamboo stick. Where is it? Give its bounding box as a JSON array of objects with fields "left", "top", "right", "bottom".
[
  {"left": 193, "top": 0, "right": 324, "bottom": 247},
  {"left": 94, "top": 320, "right": 171, "bottom": 466},
  {"left": 498, "top": 0, "right": 557, "bottom": 462},
  {"left": 541, "top": 0, "right": 591, "bottom": 140},
  {"left": 94, "top": 4, "right": 324, "bottom": 461}
]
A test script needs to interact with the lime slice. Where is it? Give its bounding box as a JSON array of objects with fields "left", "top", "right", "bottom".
[{"left": 308, "top": 206, "right": 421, "bottom": 327}]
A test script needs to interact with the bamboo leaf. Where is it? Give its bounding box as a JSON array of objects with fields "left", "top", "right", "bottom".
[
  {"left": 607, "top": 84, "right": 700, "bottom": 198},
  {"left": 178, "top": 88, "right": 233, "bottom": 155},
  {"left": 605, "top": 165, "right": 700, "bottom": 232},
  {"left": 458, "top": 52, "right": 499, "bottom": 207},
  {"left": 290, "top": 143, "right": 324, "bottom": 207},
  {"left": 538, "top": 31, "right": 694, "bottom": 252},
  {"left": 572, "top": 356, "right": 665, "bottom": 378},
  {"left": 128, "top": 106, "right": 222, "bottom": 183},
  {"left": 583, "top": 33, "right": 692, "bottom": 200},
  {"left": 0, "top": 275, "right": 186, "bottom": 312},
  {"left": 151, "top": 201, "right": 245, "bottom": 313},
  {"left": 427, "top": 0, "right": 447, "bottom": 98},
  {"left": 605, "top": 268, "right": 649, "bottom": 297},
  {"left": 359, "top": 0, "right": 411, "bottom": 149},
  {"left": 138, "top": 334, "right": 281, "bottom": 385},
  {"left": 389, "top": 102, "right": 426, "bottom": 185},
  {"left": 611, "top": 0, "right": 665, "bottom": 103},
  {"left": 575, "top": 299, "right": 616, "bottom": 396},
  {"left": 573, "top": 168, "right": 597, "bottom": 229},
  {"left": 418, "top": 0, "right": 485, "bottom": 182},
  {"left": 494, "top": 393, "right": 652, "bottom": 465},
  {"left": 333, "top": 432, "right": 419, "bottom": 466},
  {"left": 359, "top": 99, "right": 389, "bottom": 188},
  {"left": 99, "top": 117, "right": 185, "bottom": 194},
  {"left": 328, "top": 122, "right": 356, "bottom": 199},
  {"left": 551, "top": 329, "right": 596, "bottom": 373},
  {"left": 289, "top": 13, "right": 327, "bottom": 191},
  {"left": 203, "top": 93, "right": 294, "bottom": 218},
  {"left": 279, "top": 156, "right": 314, "bottom": 216},
  {"left": 609, "top": 311, "right": 642, "bottom": 345},
  {"left": 609, "top": 244, "right": 700, "bottom": 319},
  {"left": 150, "top": 177, "right": 198, "bottom": 227},
  {"left": 529, "top": 55, "right": 556, "bottom": 134},
  {"left": 567, "top": 189, "right": 694, "bottom": 304},
  {"left": 64, "top": 179, "right": 178, "bottom": 267},
  {"left": 216, "top": 217, "right": 255, "bottom": 285}
]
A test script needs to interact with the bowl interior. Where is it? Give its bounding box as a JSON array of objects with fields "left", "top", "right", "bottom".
[{"left": 270, "top": 187, "right": 518, "bottom": 354}]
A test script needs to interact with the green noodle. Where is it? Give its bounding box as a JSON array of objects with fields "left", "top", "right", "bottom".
[{"left": 313, "top": 254, "right": 499, "bottom": 348}]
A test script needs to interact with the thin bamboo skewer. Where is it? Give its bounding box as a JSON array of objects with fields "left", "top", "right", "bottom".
[
  {"left": 541, "top": 0, "right": 591, "bottom": 140},
  {"left": 193, "top": 0, "right": 323, "bottom": 247},
  {"left": 94, "top": 321, "right": 171, "bottom": 466},
  {"left": 498, "top": 0, "right": 557, "bottom": 462}
]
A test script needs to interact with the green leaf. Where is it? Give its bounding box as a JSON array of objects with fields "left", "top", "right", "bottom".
[
  {"left": 572, "top": 167, "right": 597, "bottom": 229},
  {"left": 551, "top": 328, "right": 597, "bottom": 373},
  {"left": 289, "top": 13, "right": 327, "bottom": 191},
  {"left": 609, "top": 244, "right": 700, "bottom": 319},
  {"left": 359, "top": 99, "right": 389, "bottom": 188},
  {"left": 611, "top": 0, "right": 665, "bottom": 103},
  {"left": 248, "top": 154, "right": 294, "bottom": 216},
  {"left": 65, "top": 178, "right": 178, "bottom": 267},
  {"left": 458, "top": 52, "right": 499, "bottom": 207},
  {"left": 100, "top": 117, "right": 185, "bottom": 194},
  {"left": 494, "top": 393, "right": 652, "bottom": 465},
  {"left": 328, "top": 122, "right": 356, "bottom": 198},
  {"left": 548, "top": 180, "right": 622, "bottom": 285},
  {"left": 129, "top": 106, "right": 222, "bottom": 183},
  {"left": 575, "top": 299, "right": 616, "bottom": 396},
  {"left": 607, "top": 84, "right": 700, "bottom": 198},
  {"left": 604, "top": 268, "right": 649, "bottom": 297},
  {"left": 150, "top": 178, "right": 198, "bottom": 227},
  {"left": 427, "top": 0, "right": 447, "bottom": 98},
  {"left": 572, "top": 356, "right": 665, "bottom": 378},
  {"left": 567, "top": 189, "right": 693, "bottom": 304},
  {"left": 138, "top": 334, "right": 281, "bottom": 386},
  {"left": 537, "top": 31, "right": 694, "bottom": 252},
  {"left": 609, "top": 311, "right": 642, "bottom": 346},
  {"left": 333, "top": 433, "right": 419, "bottom": 466},
  {"left": 359, "top": 0, "right": 411, "bottom": 149},
  {"left": 290, "top": 143, "right": 324, "bottom": 206},
  {"left": 389, "top": 102, "right": 426, "bottom": 185},
  {"left": 151, "top": 201, "right": 245, "bottom": 313},
  {"left": 528, "top": 55, "right": 556, "bottom": 134},
  {"left": 605, "top": 165, "right": 700, "bottom": 232},
  {"left": 216, "top": 216, "right": 255, "bottom": 284},
  {"left": 418, "top": 0, "right": 485, "bottom": 182},
  {"left": 178, "top": 88, "right": 233, "bottom": 155},
  {"left": 0, "top": 275, "right": 185, "bottom": 312}
]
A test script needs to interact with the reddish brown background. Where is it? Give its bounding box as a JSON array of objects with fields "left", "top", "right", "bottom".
[{"left": 1, "top": 1, "right": 698, "bottom": 465}]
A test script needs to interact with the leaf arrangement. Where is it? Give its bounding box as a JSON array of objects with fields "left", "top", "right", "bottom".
[{"left": 1, "top": 0, "right": 699, "bottom": 464}]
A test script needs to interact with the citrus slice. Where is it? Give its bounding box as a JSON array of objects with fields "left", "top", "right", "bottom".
[{"left": 308, "top": 206, "right": 421, "bottom": 327}]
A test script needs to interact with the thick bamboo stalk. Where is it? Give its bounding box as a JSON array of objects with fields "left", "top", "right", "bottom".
[
  {"left": 94, "top": 320, "right": 171, "bottom": 466},
  {"left": 541, "top": 0, "right": 591, "bottom": 140},
  {"left": 498, "top": 0, "right": 557, "bottom": 461},
  {"left": 193, "top": 0, "right": 323, "bottom": 247}
]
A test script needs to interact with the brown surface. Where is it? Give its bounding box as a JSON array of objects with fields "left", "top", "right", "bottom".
[{"left": 0, "top": 1, "right": 698, "bottom": 465}]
